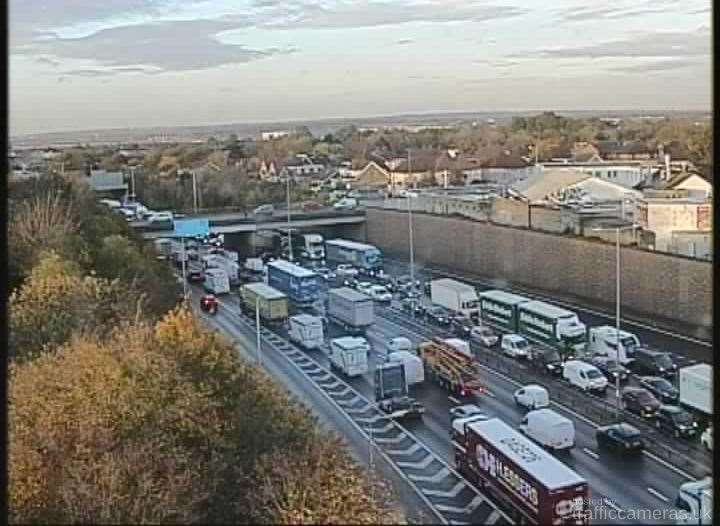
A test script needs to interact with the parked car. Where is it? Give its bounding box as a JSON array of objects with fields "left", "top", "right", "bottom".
[
  {"left": 451, "top": 317, "right": 475, "bottom": 338},
  {"left": 701, "top": 425, "right": 713, "bottom": 451},
  {"left": 333, "top": 197, "right": 358, "bottom": 210},
  {"left": 637, "top": 376, "right": 679, "bottom": 404},
  {"left": 253, "top": 204, "right": 275, "bottom": 216},
  {"left": 401, "top": 297, "right": 425, "bottom": 316},
  {"left": 424, "top": 305, "right": 451, "bottom": 326},
  {"left": 449, "top": 404, "right": 488, "bottom": 423},
  {"left": 528, "top": 346, "right": 562, "bottom": 376},
  {"left": 654, "top": 405, "right": 698, "bottom": 438},
  {"left": 621, "top": 387, "right": 661, "bottom": 418},
  {"left": 315, "top": 267, "right": 337, "bottom": 281},
  {"left": 147, "top": 211, "right": 174, "bottom": 223},
  {"left": 116, "top": 207, "right": 137, "bottom": 221},
  {"left": 470, "top": 325, "right": 499, "bottom": 347},
  {"left": 513, "top": 384, "right": 550, "bottom": 410},
  {"left": 335, "top": 264, "right": 359, "bottom": 277},
  {"left": 590, "top": 356, "right": 630, "bottom": 383},
  {"left": 501, "top": 334, "right": 530, "bottom": 359},
  {"left": 367, "top": 284, "right": 392, "bottom": 302},
  {"left": 596, "top": 423, "right": 644, "bottom": 453},
  {"left": 562, "top": 360, "right": 608, "bottom": 393},
  {"left": 631, "top": 347, "right": 677, "bottom": 377}
]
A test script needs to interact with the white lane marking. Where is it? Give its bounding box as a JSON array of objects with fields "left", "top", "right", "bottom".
[
  {"left": 485, "top": 390, "right": 496, "bottom": 398},
  {"left": 448, "top": 396, "right": 460, "bottom": 405},
  {"left": 647, "top": 487, "right": 669, "bottom": 502},
  {"left": 583, "top": 447, "right": 599, "bottom": 460},
  {"left": 603, "top": 498, "right": 622, "bottom": 513},
  {"left": 386, "top": 258, "right": 712, "bottom": 347}
]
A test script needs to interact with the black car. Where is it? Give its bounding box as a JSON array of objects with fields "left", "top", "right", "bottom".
[
  {"left": 591, "top": 356, "right": 629, "bottom": 383},
  {"left": 621, "top": 387, "right": 661, "bottom": 418},
  {"left": 187, "top": 269, "right": 205, "bottom": 283},
  {"left": 637, "top": 376, "right": 679, "bottom": 404},
  {"left": 596, "top": 423, "right": 644, "bottom": 453},
  {"left": 425, "top": 305, "right": 451, "bottom": 326},
  {"left": 401, "top": 297, "right": 426, "bottom": 316},
  {"left": 394, "top": 275, "right": 419, "bottom": 293},
  {"left": 655, "top": 405, "right": 698, "bottom": 438},
  {"left": 632, "top": 347, "right": 677, "bottom": 377},
  {"left": 451, "top": 316, "right": 474, "bottom": 337},
  {"left": 342, "top": 277, "right": 360, "bottom": 289},
  {"left": 529, "top": 347, "right": 563, "bottom": 376}
]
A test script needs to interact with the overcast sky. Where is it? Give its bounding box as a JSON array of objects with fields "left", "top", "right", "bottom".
[{"left": 9, "top": 0, "right": 711, "bottom": 135}]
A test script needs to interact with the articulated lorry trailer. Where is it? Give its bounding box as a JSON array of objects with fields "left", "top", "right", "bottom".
[
  {"left": 327, "top": 287, "right": 374, "bottom": 335},
  {"left": 239, "top": 282, "right": 289, "bottom": 323},
  {"left": 266, "top": 259, "right": 320, "bottom": 304},
  {"left": 479, "top": 290, "right": 586, "bottom": 358},
  {"left": 454, "top": 417, "right": 590, "bottom": 525},
  {"left": 679, "top": 363, "right": 712, "bottom": 424},
  {"left": 325, "top": 239, "right": 383, "bottom": 272}
]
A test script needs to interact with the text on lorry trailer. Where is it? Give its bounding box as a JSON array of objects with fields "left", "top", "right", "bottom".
[{"left": 475, "top": 443, "right": 539, "bottom": 509}]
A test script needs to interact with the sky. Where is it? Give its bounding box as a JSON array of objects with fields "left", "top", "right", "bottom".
[{"left": 9, "top": 0, "right": 712, "bottom": 136}]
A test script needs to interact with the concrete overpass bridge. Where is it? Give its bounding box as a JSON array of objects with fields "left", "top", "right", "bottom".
[{"left": 133, "top": 209, "right": 367, "bottom": 256}]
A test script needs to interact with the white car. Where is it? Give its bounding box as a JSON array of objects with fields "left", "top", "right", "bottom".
[
  {"left": 513, "top": 384, "right": 550, "bottom": 410},
  {"left": 116, "top": 208, "right": 137, "bottom": 221},
  {"left": 147, "top": 211, "right": 174, "bottom": 223},
  {"left": 333, "top": 197, "right": 358, "bottom": 210},
  {"left": 470, "top": 325, "right": 499, "bottom": 347},
  {"left": 368, "top": 285, "right": 392, "bottom": 302},
  {"left": 501, "top": 334, "right": 530, "bottom": 359},
  {"left": 356, "top": 281, "right": 373, "bottom": 294},
  {"left": 701, "top": 425, "right": 713, "bottom": 451},
  {"left": 335, "top": 264, "right": 359, "bottom": 277}
]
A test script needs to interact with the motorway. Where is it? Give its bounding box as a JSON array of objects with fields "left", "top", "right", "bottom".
[{"left": 184, "top": 267, "right": 699, "bottom": 525}]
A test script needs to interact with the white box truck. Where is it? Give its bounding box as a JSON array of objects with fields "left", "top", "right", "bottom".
[
  {"left": 300, "top": 234, "right": 325, "bottom": 260},
  {"left": 587, "top": 326, "right": 640, "bottom": 364},
  {"left": 431, "top": 278, "right": 480, "bottom": 319},
  {"left": 387, "top": 350, "right": 424, "bottom": 386},
  {"left": 519, "top": 408, "right": 575, "bottom": 451},
  {"left": 202, "top": 254, "right": 240, "bottom": 286},
  {"left": 203, "top": 267, "right": 230, "bottom": 295},
  {"left": 327, "top": 287, "right": 374, "bottom": 335},
  {"left": 329, "top": 336, "right": 369, "bottom": 377},
  {"left": 288, "top": 314, "right": 324, "bottom": 350},
  {"left": 679, "top": 363, "right": 712, "bottom": 418}
]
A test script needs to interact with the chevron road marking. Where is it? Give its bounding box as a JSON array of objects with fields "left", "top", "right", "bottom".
[
  {"left": 374, "top": 432, "right": 408, "bottom": 444},
  {"left": 485, "top": 510, "right": 502, "bottom": 524},
  {"left": 386, "top": 443, "right": 423, "bottom": 456},
  {"left": 406, "top": 464, "right": 448, "bottom": 479},
  {"left": 422, "top": 481, "right": 466, "bottom": 498}
]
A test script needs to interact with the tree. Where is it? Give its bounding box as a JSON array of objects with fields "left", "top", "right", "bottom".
[{"left": 9, "top": 308, "right": 402, "bottom": 523}]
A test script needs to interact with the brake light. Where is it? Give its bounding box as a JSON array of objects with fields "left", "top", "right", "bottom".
[{"left": 460, "top": 389, "right": 466, "bottom": 397}]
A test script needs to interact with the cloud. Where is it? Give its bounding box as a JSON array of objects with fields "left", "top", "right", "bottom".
[
  {"left": 36, "top": 56, "right": 59, "bottom": 66},
  {"left": 396, "top": 39, "right": 414, "bottom": 45},
  {"left": 263, "top": 1, "right": 527, "bottom": 30},
  {"left": 517, "top": 31, "right": 710, "bottom": 59},
  {"left": 557, "top": 4, "right": 675, "bottom": 22},
  {"left": 15, "top": 18, "right": 293, "bottom": 72},
  {"left": 611, "top": 59, "right": 704, "bottom": 73}
]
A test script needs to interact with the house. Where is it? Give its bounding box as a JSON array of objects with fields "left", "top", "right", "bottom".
[
  {"left": 636, "top": 189, "right": 712, "bottom": 253},
  {"left": 571, "top": 142, "right": 602, "bottom": 162},
  {"left": 456, "top": 150, "right": 535, "bottom": 185},
  {"left": 353, "top": 161, "right": 391, "bottom": 191},
  {"left": 260, "top": 130, "right": 290, "bottom": 141},
  {"left": 283, "top": 154, "right": 325, "bottom": 177},
  {"left": 661, "top": 173, "right": 712, "bottom": 200},
  {"left": 595, "top": 141, "right": 653, "bottom": 161},
  {"left": 539, "top": 160, "right": 657, "bottom": 190},
  {"left": 259, "top": 160, "right": 282, "bottom": 181}
]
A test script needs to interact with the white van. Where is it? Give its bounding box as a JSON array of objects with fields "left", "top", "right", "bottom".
[
  {"left": 501, "top": 334, "right": 530, "bottom": 359},
  {"left": 562, "top": 360, "right": 608, "bottom": 393},
  {"left": 519, "top": 408, "right": 575, "bottom": 450},
  {"left": 329, "top": 336, "right": 369, "bottom": 377},
  {"left": 587, "top": 326, "right": 640, "bottom": 365},
  {"left": 513, "top": 384, "right": 550, "bottom": 410},
  {"left": 387, "top": 337, "right": 413, "bottom": 355}
]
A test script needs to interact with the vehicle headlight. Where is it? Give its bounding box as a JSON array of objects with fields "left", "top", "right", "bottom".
[
  {"left": 645, "top": 406, "right": 653, "bottom": 411},
  {"left": 658, "top": 367, "right": 665, "bottom": 372},
  {"left": 547, "top": 364, "right": 555, "bottom": 370},
  {"left": 693, "top": 422, "right": 698, "bottom": 427}
]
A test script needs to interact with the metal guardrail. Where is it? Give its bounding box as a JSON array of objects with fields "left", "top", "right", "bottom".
[
  {"left": 379, "top": 306, "right": 710, "bottom": 480},
  {"left": 229, "top": 307, "right": 513, "bottom": 526}
]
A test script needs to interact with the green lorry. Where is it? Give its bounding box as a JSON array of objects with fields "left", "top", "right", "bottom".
[{"left": 240, "top": 282, "right": 289, "bottom": 323}]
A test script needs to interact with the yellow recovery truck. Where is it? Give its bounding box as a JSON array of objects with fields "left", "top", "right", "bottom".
[{"left": 418, "top": 338, "right": 485, "bottom": 398}]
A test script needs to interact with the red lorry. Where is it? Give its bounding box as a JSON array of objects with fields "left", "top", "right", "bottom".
[{"left": 453, "top": 417, "right": 589, "bottom": 525}]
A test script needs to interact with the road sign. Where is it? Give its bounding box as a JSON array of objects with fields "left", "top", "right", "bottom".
[{"left": 173, "top": 218, "right": 210, "bottom": 237}]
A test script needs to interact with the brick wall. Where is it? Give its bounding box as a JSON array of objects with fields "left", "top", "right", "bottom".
[
  {"left": 490, "top": 198, "right": 529, "bottom": 227},
  {"left": 529, "top": 205, "right": 564, "bottom": 233},
  {"left": 366, "top": 208, "right": 712, "bottom": 329}
]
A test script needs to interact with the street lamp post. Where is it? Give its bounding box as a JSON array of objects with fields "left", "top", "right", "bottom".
[
  {"left": 286, "top": 174, "right": 293, "bottom": 261},
  {"left": 192, "top": 170, "right": 199, "bottom": 214},
  {"left": 256, "top": 297, "right": 262, "bottom": 367},
  {"left": 407, "top": 150, "right": 417, "bottom": 314},
  {"left": 129, "top": 165, "right": 137, "bottom": 201},
  {"left": 181, "top": 237, "right": 188, "bottom": 299},
  {"left": 592, "top": 224, "right": 639, "bottom": 420}
]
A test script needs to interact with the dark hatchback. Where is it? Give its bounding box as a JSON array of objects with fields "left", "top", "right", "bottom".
[
  {"left": 401, "top": 297, "right": 426, "bottom": 316},
  {"left": 451, "top": 316, "right": 475, "bottom": 337},
  {"left": 530, "top": 347, "right": 563, "bottom": 376},
  {"left": 596, "top": 423, "right": 644, "bottom": 453},
  {"left": 591, "top": 356, "right": 630, "bottom": 383},
  {"left": 655, "top": 405, "right": 698, "bottom": 438},
  {"left": 621, "top": 387, "right": 661, "bottom": 418},
  {"left": 425, "top": 305, "right": 451, "bottom": 326},
  {"left": 637, "top": 376, "right": 679, "bottom": 404}
]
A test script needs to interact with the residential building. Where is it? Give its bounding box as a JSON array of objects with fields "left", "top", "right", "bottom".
[
  {"left": 595, "top": 140, "right": 653, "bottom": 161},
  {"left": 260, "top": 130, "right": 290, "bottom": 141},
  {"left": 539, "top": 160, "right": 657, "bottom": 190},
  {"left": 451, "top": 150, "right": 535, "bottom": 185},
  {"left": 353, "top": 161, "right": 391, "bottom": 191},
  {"left": 636, "top": 189, "right": 712, "bottom": 253},
  {"left": 668, "top": 231, "right": 712, "bottom": 260},
  {"left": 88, "top": 170, "right": 128, "bottom": 197},
  {"left": 660, "top": 173, "right": 712, "bottom": 200}
]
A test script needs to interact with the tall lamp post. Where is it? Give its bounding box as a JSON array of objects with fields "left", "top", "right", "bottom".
[
  {"left": 256, "top": 297, "right": 262, "bottom": 367},
  {"left": 286, "top": 173, "right": 293, "bottom": 261},
  {"left": 407, "top": 149, "right": 417, "bottom": 312},
  {"left": 592, "top": 224, "right": 640, "bottom": 420}
]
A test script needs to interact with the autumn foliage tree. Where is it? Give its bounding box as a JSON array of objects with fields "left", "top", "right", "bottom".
[{"left": 9, "top": 309, "right": 402, "bottom": 524}]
